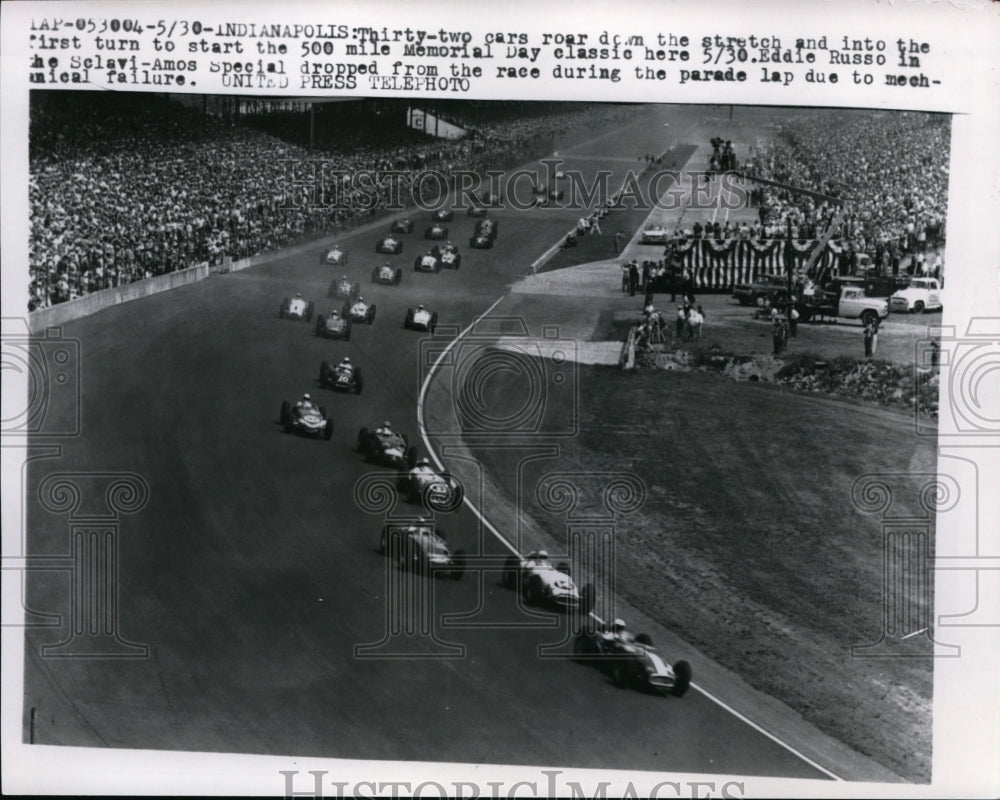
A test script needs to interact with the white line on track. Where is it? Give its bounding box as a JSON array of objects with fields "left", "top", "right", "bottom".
[{"left": 416, "top": 191, "right": 845, "bottom": 786}]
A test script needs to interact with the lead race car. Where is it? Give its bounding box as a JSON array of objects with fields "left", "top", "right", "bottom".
[
  {"left": 279, "top": 294, "right": 315, "bottom": 322},
  {"left": 573, "top": 618, "right": 692, "bottom": 697},
  {"left": 376, "top": 234, "right": 404, "bottom": 254},
  {"left": 391, "top": 217, "right": 415, "bottom": 234},
  {"left": 357, "top": 421, "right": 417, "bottom": 469},
  {"left": 396, "top": 457, "right": 464, "bottom": 511},
  {"left": 343, "top": 295, "right": 376, "bottom": 324},
  {"left": 414, "top": 251, "right": 442, "bottom": 273},
  {"left": 371, "top": 263, "right": 402, "bottom": 286},
  {"left": 404, "top": 304, "right": 438, "bottom": 333},
  {"left": 279, "top": 394, "right": 334, "bottom": 440},
  {"left": 314, "top": 308, "right": 352, "bottom": 340},
  {"left": 319, "top": 357, "right": 363, "bottom": 394},
  {"left": 431, "top": 208, "right": 454, "bottom": 222},
  {"left": 328, "top": 275, "right": 360, "bottom": 300},
  {"left": 475, "top": 217, "right": 498, "bottom": 241},
  {"left": 431, "top": 242, "right": 462, "bottom": 269},
  {"left": 380, "top": 518, "right": 465, "bottom": 581},
  {"left": 424, "top": 222, "right": 449, "bottom": 241},
  {"left": 502, "top": 551, "right": 594, "bottom": 612},
  {"left": 319, "top": 244, "right": 349, "bottom": 266}
]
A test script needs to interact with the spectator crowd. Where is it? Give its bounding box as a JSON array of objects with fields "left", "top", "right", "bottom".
[{"left": 28, "top": 93, "right": 634, "bottom": 310}]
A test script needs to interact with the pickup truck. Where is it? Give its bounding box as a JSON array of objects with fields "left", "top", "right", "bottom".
[
  {"left": 889, "top": 277, "right": 942, "bottom": 313},
  {"left": 797, "top": 285, "right": 889, "bottom": 326}
]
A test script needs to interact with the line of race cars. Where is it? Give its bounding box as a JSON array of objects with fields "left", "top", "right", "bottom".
[{"left": 285, "top": 207, "right": 692, "bottom": 699}]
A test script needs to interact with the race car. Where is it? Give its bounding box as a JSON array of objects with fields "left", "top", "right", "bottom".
[
  {"left": 314, "top": 309, "right": 352, "bottom": 340},
  {"left": 639, "top": 224, "right": 669, "bottom": 245},
  {"left": 380, "top": 519, "right": 465, "bottom": 581},
  {"left": 431, "top": 208, "right": 454, "bottom": 222},
  {"left": 573, "top": 620, "right": 692, "bottom": 697},
  {"left": 279, "top": 396, "right": 334, "bottom": 440},
  {"left": 279, "top": 294, "right": 315, "bottom": 322},
  {"left": 343, "top": 295, "right": 376, "bottom": 324},
  {"left": 547, "top": 187, "right": 565, "bottom": 202},
  {"left": 391, "top": 217, "right": 415, "bottom": 234},
  {"left": 501, "top": 551, "right": 594, "bottom": 612},
  {"left": 474, "top": 217, "right": 498, "bottom": 241},
  {"left": 404, "top": 305, "right": 438, "bottom": 332},
  {"left": 376, "top": 235, "right": 404, "bottom": 254},
  {"left": 319, "top": 358, "right": 363, "bottom": 394},
  {"left": 424, "top": 223, "right": 449, "bottom": 240},
  {"left": 357, "top": 423, "right": 417, "bottom": 469},
  {"left": 431, "top": 243, "right": 462, "bottom": 270},
  {"left": 469, "top": 231, "right": 494, "bottom": 249},
  {"left": 328, "top": 275, "right": 360, "bottom": 300},
  {"left": 414, "top": 252, "right": 442, "bottom": 273},
  {"left": 396, "top": 457, "right": 464, "bottom": 511},
  {"left": 319, "top": 244, "right": 349, "bottom": 266},
  {"left": 371, "top": 263, "right": 403, "bottom": 286},
  {"left": 466, "top": 204, "right": 488, "bottom": 218}
]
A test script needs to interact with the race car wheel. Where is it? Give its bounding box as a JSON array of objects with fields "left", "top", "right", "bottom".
[
  {"left": 320, "top": 361, "right": 331, "bottom": 386},
  {"left": 328, "top": 281, "right": 337, "bottom": 297},
  {"left": 523, "top": 581, "right": 537, "bottom": 606},
  {"left": 393, "top": 270, "right": 401, "bottom": 286},
  {"left": 280, "top": 401, "right": 291, "bottom": 428},
  {"left": 581, "top": 583, "right": 596, "bottom": 614},
  {"left": 324, "top": 419, "right": 334, "bottom": 441},
  {"left": 396, "top": 472, "right": 408, "bottom": 492},
  {"left": 635, "top": 633, "right": 653, "bottom": 646},
  {"left": 430, "top": 312, "right": 439, "bottom": 334},
  {"left": 305, "top": 302, "right": 314, "bottom": 323},
  {"left": 405, "top": 446, "right": 418, "bottom": 469},
  {"left": 368, "top": 305, "right": 376, "bottom": 323},
  {"left": 404, "top": 309, "right": 414, "bottom": 328},
  {"left": 612, "top": 662, "right": 630, "bottom": 688},
  {"left": 354, "top": 370, "right": 364, "bottom": 395},
  {"left": 319, "top": 405, "right": 328, "bottom": 418},
  {"left": 315, "top": 317, "right": 324, "bottom": 337},
  {"left": 454, "top": 256, "right": 462, "bottom": 270},
  {"left": 502, "top": 555, "right": 519, "bottom": 589},
  {"left": 371, "top": 267, "right": 379, "bottom": 283},
  {"left": 344, "top": 321, "right": 352, "bottom": 341},
  {"left": 451, "top": 550, "right": 466, "bottom": 581},
  {"left": 342, "top": 302, "right": 351, "bottom": 317},
  {"left": 280, "top": 299, "right": 288, "bottom": 318},
  {"left": 357, "top": 427, "right": 369, "bottom": 453},
  {"left": 671, "top": 660, "right": 692, "bottom": 697}
]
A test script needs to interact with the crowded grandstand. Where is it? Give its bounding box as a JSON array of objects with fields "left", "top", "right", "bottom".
[{"left": 28, "top": 96, "right": 948, "bottom": 310}]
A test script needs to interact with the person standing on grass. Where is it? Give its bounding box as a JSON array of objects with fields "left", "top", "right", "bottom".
[{"left": 863, "top": 320, "right": 878, "bottom": 358}]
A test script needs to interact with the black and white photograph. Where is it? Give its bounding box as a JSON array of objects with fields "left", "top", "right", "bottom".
[{"left": 3, "top": 2, "right": 998, "bottom": 798}]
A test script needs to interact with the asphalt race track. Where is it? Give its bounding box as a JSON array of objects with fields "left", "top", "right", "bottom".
[{"left": 23, "top": 108, "right": 829, "bottom": 778}]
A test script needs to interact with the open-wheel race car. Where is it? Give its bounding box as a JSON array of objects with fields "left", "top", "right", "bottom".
[
  {"left": 391, "top": 217, "right": 415, "bottom": 234},
  {"left": 431, "top": 208, "right": 454, "bottom": 222},
  {"left": 279, "top": 294, "right": 315, "bottom": 322},
  {"left": 501, "top": 551, "right": 594, "bottom": 612},
  {"left": 470, "top": 231, "right": 494, "bottom": 249},
  {"left": 328, "top": 275, "right": 360, "bottom": 300},
  {"left": 314, "top": 309, "right": 352, "bottom": 340},
  {"left": 357, "top": 422, "right": 417, "bottom": 469},
  {"left": 319, "top": 244, "right": 349, "bottom": 266},
  {"left": 574, "top": 618, "right": 692, "bottom": 697},
  {"left": 343, "top": 295, "right": 376, "bottom": 324},
  {"left": 424, "top": 223, "right": 449, "bottom": 241},
  {"left": 376, "top": 235, "right": 404, "bottom": 255},
  {"left": 396, "top": 457, "right": 464, "bottom": 511},
  {"left": 380, "top": 518, "right": 465, "bottom": 581},
  {"left": 279, "top": 395, "right": 334, "bottom": 440},
  {"left": 431, "top": 243, "right": 462, "bottom": 269},
  {"left": 404, "top": 305, "right": 438, "bottom": 333},
  {"left": 372, "top": 263, "right": 402, "bottom": 286},
  {"left": 319, "top": 358, "right": 363, "bottom": 394},
  {"left": 475, "top": 217, "right": 498, "bottom": 241},
  {"left": 414, "top": 252, "right": 442, "bottom": 273}
]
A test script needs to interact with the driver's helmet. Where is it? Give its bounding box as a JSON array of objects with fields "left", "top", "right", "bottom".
[
  {"left": 330, "top": 309, "right": 339, "bottom": 316},
  {"left": 341, "top": 356, "right": 351, "bottom": 365},
  {"left": 417, "top": 458, "right": 430, "bottom": 467},
  {"left": 382, "top": 420, "right": 391, "bottom": 428},
  {"left": 357, "top": 296, "right": 364, "bottom": 304},
  {"left": 417, "top": 304, "right": 425, "bottom": 311},
  {"left": 537, "top": 550, "right": 548, "bottom": 559},
  {"left": 612, "top": 618, "right": 626, "bottom": 633},
  {"left": 295, "top": 293, "right": 302, "bottom": 298},
  {"left": 302, "top": 393, "right": 311, "bottom": 402},
  {"left": 384, "top": 262, "right": 390, "bottom": 268},
  {"left": 341, "top": 275, "right": 348, "bottom": 281}
]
